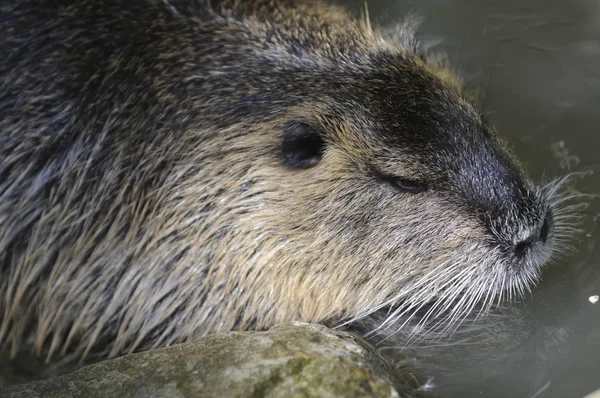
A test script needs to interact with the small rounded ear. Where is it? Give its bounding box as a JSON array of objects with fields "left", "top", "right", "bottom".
[{"left": 282, "top": 120, "right": 325, "bottom": 169}]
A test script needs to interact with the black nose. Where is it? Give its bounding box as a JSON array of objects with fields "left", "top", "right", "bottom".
[{"left": 514, "top": 214, "right": 551, "bottom": 256}]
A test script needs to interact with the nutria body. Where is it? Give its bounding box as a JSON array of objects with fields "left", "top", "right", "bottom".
[{"left": 0, "top": 0, "right": 567, "bottom": 361}]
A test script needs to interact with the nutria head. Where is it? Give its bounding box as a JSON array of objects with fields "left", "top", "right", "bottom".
[
  {"left": 259, "top": 54, "right": 556, "bottom": 333},
  {"left": 0, "top": 0, "right": 574, "bottom": 359}
]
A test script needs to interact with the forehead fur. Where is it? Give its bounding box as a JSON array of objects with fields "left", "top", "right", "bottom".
[{"left": 188, "top": 0, "right": 534, "bottom": 221}]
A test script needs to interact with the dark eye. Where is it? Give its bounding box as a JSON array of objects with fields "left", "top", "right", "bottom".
[{"left": 377, "top": 172, "right": 427, "bottom": 194}]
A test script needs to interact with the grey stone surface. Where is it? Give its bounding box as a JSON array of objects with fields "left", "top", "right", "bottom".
[{"left": 1, "top": 323, "right": 424, "bottom": 398}]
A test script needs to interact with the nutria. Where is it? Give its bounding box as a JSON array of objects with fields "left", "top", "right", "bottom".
[{"left": 0, "top": 0, "right": 574, "bottom": 363}]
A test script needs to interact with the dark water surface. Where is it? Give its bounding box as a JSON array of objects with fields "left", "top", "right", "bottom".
[{"left": 338, "top": 0, "right": 600, "bottom": 397}]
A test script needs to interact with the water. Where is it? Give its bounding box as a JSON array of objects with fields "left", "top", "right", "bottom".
[{"left": 338, "top": 0, "right": 600, "bottom": 397}]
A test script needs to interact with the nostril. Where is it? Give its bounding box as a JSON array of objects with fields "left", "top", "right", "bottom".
[
  {"left": 514, "top": 238, "right": 533, "bottom": 256},
  {"left": 513, "top": 214, "right": 551, "bottom": 256}
]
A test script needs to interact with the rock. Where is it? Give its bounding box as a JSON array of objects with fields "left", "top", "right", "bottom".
[{"left": 1, "top": 323, "right": 425, "bottom": 398}]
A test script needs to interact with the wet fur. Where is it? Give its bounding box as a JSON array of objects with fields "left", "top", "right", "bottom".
[{"left": 0, "top": 0, "right": 571, "bottom": 362}]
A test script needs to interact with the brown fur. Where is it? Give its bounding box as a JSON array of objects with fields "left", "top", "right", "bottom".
[{"left": 0, "top": 0, "right": 568, "bottom": 362}]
